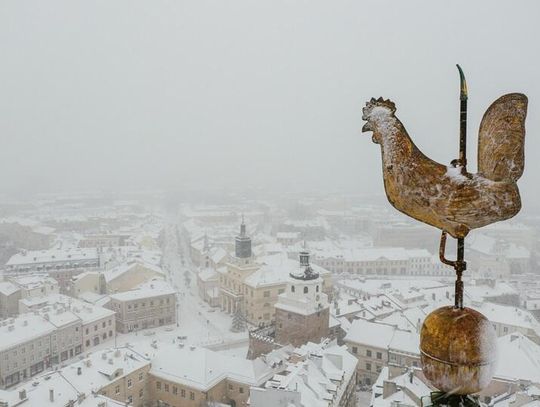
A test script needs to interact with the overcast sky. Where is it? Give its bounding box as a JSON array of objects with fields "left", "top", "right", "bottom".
[{"left": 1, "top": 1, "right": 538, "bottom": 210}]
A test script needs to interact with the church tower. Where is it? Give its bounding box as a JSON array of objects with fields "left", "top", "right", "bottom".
[
  {"left": 234, "top": 215, "right": 252, "bottom": 264},
  {"left": 274, "top": 249, "right": 330, "bottom": 347}
]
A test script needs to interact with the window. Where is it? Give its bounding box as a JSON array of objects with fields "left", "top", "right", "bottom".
[
  {"left": 181, "top": 389, "right": 186, "bottom": 398},
  {"left": 127, "top": 396, "right": 132, "bottom": 404},
  {"left": 239, "top": 387, "right": 244, "bottom": 394},
  {"left": 291, "top": 286, "right": 295, "bottom": 293},
  {"left": 139, "top": 389, "right": 143, "bottom": 398},
  {"left": 156, "top": 381, "right": 161, "bottom": 390},
  {"left": 173, "top": 386, "right": 178, "bottom": 395},
  {"left": 316, "top": 285, "right": 319, "bottom": 292},
  {"left": 263, "top": 291, "right": 270, "bottom": 298},
  {"left": 190, "top": 392, "right": 195, "bottom": 400},
  {"left": 352, "top": 346, "right": 358, "bottom": 354},
  {"left": 139, "top": 372, "right": 143, "bottom": 381},
  {"left": 127, "top": 379, "right": 132, "bottom": 388},
  {"left": 115, "top": 385, "right": 120, "bottom": 395},
  {"left": 366, "top": 362, "right": 371, "bottom": 371},
  {"left": 303, "top": 287, "right": 308, "bottom": 294},
  {"left": 376, "top": 352, "right": 382, "bottom": 360},
  {"left": 229, "top": 384, "right": 233, "bottom": 390},
  {"left": 366, "top": 350, "right": 372, "bottom": 357},
  {"left": 102, "top": 322, "right": 106, "bottom": 328},
  {"left": 164, "top": 383, "right": 169, "bottom": 392}
]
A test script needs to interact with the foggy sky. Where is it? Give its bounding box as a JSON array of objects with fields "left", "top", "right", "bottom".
[{"left": 1, "top": 1, "right": 539, "bottom": 211}]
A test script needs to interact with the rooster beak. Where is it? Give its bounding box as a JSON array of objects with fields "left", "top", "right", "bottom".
[{"left": 362, "top": 122, "right": 372, "bottom": 133}]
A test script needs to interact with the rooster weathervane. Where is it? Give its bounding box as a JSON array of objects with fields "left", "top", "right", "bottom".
[{"left": 361, "top": 66, "right": 528, "bottom": 401}]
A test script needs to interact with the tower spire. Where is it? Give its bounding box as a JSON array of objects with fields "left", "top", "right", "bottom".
[
  {"left": 240, "top": 213, "right": 246, "bottom": 237},
  {"left": 235, "top": 214, "right": 252, "bottom": 259}
]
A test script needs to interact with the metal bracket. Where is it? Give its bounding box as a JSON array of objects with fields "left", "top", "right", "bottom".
[{"left": 439, "top": 230, "right": 466, "bottom": 309}]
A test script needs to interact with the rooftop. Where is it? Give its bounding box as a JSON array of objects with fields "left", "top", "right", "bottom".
[{"left": 150, "top": 344, "right": 273, "bottom": 391}]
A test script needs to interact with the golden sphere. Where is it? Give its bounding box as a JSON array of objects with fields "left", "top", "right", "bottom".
[{"left": 420, "top": 306, "right": 497, "bottom": 394}]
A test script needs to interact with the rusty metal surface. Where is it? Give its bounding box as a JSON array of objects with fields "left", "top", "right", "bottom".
[{"left": 420, "top": 306, "right": 497, "bottom": 395}]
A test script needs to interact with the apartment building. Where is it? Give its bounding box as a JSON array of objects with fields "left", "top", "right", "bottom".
[
  {"left": 251, "top": 341, "right": 359, "bottom": 407},
  {"left": 0, "top": 282, "right": 20, "bottom": 319},
  {"left": 0, "top": 347, "right": 151, "bottom": 407},
  {"left": 344, "top": 319, "right": 420, "bottom": 386},
  {"left": 70, "top": 260, "right": 166, "bottom": 297},
  {"left": 5, "top": 248, "right": 100, "bottom": 274},
  {"left": 78, "top": 233, "right": 130, "bottom": 248},
  {"left": 0, "top": 309, "right": 84, "bottom": 389},
  {"left": 0, "top": 275, "right": 60, "bottom": 319},
  {"left": 147, "top": 344, "right": 276, "bottom": 407},
  {"left": 312, "top": 247, "right": 438, "bottom": 276},
  {"left": 106, "top": 280, "right": 176, "bottom": 333},
  {"left": 17, "top": 294, "right": 116, "bottom": 351}
]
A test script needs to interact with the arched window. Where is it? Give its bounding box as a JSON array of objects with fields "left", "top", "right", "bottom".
[{"left": 304, "top": 287, "right": 308, "bottom": 294}]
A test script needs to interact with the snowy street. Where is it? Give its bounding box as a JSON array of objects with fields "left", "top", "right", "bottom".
[{"left": 109, "top": 220, "right": 248, "bottom": 355}]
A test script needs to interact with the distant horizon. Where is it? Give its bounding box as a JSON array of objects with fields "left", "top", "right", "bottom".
[{"left": 1, "top": 0, "right": 538, "bottom": 209}]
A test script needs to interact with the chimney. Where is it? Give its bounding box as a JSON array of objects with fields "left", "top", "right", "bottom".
[
  {"left": 50, "top": 389, "right": 54, "bottom": 402},
  {"left": 382, "top": 381, "right": 398, "bottom": 399}
]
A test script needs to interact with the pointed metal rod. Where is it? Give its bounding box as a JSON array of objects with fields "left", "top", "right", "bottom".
[
  {"left": 457, "top": 64, "right": 468, "bottom": 172},
  {"left": 438, "top": 66, "right": 469, "bottom": 309},
  {"left": 455, "top": 64, "right": 467, "bottom": 309}
]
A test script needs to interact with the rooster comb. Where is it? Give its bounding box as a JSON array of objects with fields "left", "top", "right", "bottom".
[{"left": 365, "top": 97, "right": 396, "bottom": 112}]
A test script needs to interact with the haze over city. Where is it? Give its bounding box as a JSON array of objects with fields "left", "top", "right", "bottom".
[
  {"left": 1, "top": 2, "right": 540, "bottom": 407},
  {"left": 1, "top": 0, "right": 539, "bottom": 211}
]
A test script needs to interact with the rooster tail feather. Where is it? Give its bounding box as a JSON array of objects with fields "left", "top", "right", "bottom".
[{"left": 477, "top": 93, "right": 528, "bottom": 182}]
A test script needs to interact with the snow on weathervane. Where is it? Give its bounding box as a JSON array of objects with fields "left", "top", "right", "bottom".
[{"left": 361, "top": 65, "right": 528, "bottom": 406}]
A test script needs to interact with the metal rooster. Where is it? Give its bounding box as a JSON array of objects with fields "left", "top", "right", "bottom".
[{"left": 361, "top": 73, "right": 527, "bottom": 240}]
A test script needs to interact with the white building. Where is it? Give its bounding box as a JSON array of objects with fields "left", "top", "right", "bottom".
[
  {"left": 106, "top": 280, "right": 176, "bottom": 333},
  {"left": 5, "top": 248, "right": 100, "bottom": 274},
  {"left": 0, "top": 347, "right": 151, "bottom": 407},
  {"left": 251, "top": 341, "right": 358, "bottom": 407},
  {"left": 17, "top": 294, "right": 116, "bottom": 351}
]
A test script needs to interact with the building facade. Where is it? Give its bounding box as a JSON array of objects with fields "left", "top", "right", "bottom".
[{"left": 106, "top": 281, "right": 176, "bottom": 333}]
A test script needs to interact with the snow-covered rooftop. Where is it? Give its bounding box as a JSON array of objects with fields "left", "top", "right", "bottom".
[
  {"left": 6, "top": 247, "right": 99, "bottom": 266},
  {"left": 109, "top": 279, "right": 175, "bottom": 302},
  {"left": 150, "top": 344, "right": 273, "bottom": 391}
]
